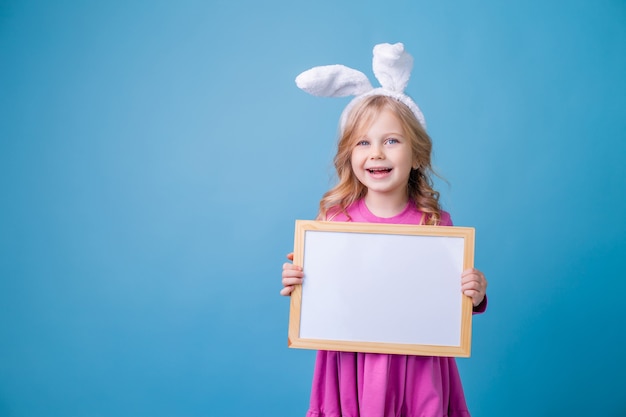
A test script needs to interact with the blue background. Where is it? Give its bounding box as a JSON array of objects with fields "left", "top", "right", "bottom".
[{"left": 1, "top": 1, "right": 625, "bottom": 416}]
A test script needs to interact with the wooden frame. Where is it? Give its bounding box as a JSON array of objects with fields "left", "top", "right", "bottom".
[{"left": 288, "top": 220, "right": 475, "bottom": 357}]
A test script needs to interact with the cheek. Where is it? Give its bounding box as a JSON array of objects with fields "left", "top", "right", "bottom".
[
  {"left": 349, "top": 154, "right": 366, "bottom": 181},
  {"left": 349, "top": 150, "right": 360, "bottom": 168},
  {"left": 350, "top": 157, "right": 360, "bottom": 175}
]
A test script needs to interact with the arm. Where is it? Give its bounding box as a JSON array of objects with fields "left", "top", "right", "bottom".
[
  {"left": 461, "top": 268, "right": 488, "bottom": 313},
  {"left": 280, "top": 252, "right": 303, "bottom": 296},
  {"left": 442, "top": 213, "right": 488, "bottom": 313}
]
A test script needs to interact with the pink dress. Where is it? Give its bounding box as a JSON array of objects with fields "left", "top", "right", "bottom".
[{"left": 306, "top": 199, "right": 487, "bottom": 417}]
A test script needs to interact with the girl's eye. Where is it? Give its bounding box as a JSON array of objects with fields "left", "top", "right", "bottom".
[
  {"left": 356, "top": 140, "right": 369, "bottom": 146},
  {"left": 386, "top": 138, "right": 399, "bottom": 145}
]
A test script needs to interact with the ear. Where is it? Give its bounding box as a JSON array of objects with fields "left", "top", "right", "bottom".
[
  {"left": 296, "top": 65, "right": 373, "bottom": 97},
  {"left": 372, "top": 43, "right": 413, "bottom": 92}
]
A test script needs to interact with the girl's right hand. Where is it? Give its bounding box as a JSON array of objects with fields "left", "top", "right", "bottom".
[{"left": 280, "top": 252, "right": 303, "bottom": 296}]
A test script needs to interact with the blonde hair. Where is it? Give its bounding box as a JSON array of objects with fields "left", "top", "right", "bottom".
[{"left": 318, "top": 95, "right": 443, "bottom": 225}]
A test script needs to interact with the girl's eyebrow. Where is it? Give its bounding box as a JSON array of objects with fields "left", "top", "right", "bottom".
[
  {"left": 362, "top": 131, "right": 405, "bottom": 137},
  {"left": 357, "top": 131, "right": 405, "bottom": 141},
  {"left": 380, "top": 132, "right": 405, "bottom": 138}
]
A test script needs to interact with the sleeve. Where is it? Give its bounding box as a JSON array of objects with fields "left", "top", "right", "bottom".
[{"left": 472, "top": 295, "right": 488, "bottom": 314}]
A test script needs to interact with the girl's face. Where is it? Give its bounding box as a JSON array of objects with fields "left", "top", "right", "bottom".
[{"left": 350, "top": 109, "right": 416, "bottom": 205}]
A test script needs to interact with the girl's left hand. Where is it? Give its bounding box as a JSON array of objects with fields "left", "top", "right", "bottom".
[{"left": 461, "top": 268, "right": 487, "bottom": 307}]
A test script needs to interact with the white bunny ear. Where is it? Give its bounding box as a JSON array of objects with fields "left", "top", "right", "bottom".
[
  {"left": 296, "top": 43, "right": 427, "bottom": 131},
  {"left": 295, "top": 64, "right": 373, "bottom": 97},
  {"left": 372, "top": 43, "right": 413, "bottom": 92}
]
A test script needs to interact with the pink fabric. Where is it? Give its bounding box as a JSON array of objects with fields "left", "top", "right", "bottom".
[{"left": 305, "top": 199, "right": 482, "bottom": 417}]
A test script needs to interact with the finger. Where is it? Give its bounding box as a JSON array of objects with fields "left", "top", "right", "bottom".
[
  {"left": 463, "top": 287, "right": 483, "bottom": 298},
  {"left": 283, "top": 262, "right": 302, "bottom": 271},
  {"left": 461, "top": 275, "right": 477, "bottom": 285},
  {"left": 283, "top": 264, "right": 303, "bottom": 279},
  {"left": 282, "top": 276, "right": 303, "bottom": 286},
  {"left": 280, "top": 286, "right": 294, "bottom": 296},
  {"left": 282, "top": 267, "right": 303, "bottom": 281},
  {"left": 461, "top": 267, "right": 478, "bottom": 276},
  {"left": 463, "top": 289, "right": 477, "bottom": 298},
  {"left": 461, "top": 271, "right": 485, "bottom": 285},
  {"left": 286, "top": 252, "right": 294, "bottom": 261},
  {"left": 461, "top": 280, "right": 482, "bottom": 292},
  {"left": 282, "top": 271, "right": 304, "bottom": 282},
  {"left": 461, "top": 268, "right": 485, "bottom": 279},
  {"left": 463, "top": 290, "right": 484, "bottom": 307}
]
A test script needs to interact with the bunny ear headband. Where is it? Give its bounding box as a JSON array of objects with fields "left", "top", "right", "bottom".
[{"left": 295, "top": 42, "right": 426, "bottom": 132}]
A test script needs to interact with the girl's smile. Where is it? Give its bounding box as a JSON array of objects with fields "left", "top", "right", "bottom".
[{"left": 366, "top": 167, "right": 392, "bottom": 175}]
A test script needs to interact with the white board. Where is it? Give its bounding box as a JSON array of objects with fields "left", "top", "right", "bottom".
[{"left": 288, "top": 221, "right": 475, "bottom": 357}]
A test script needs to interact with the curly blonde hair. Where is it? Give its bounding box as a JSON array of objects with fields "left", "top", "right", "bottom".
[{"left": 318, "top": 95, "right": 443, "bottom": 225}]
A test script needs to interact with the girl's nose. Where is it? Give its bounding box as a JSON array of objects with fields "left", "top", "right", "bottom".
[{"left": 369, "top": 145, "right": 384, "bottom": 159}]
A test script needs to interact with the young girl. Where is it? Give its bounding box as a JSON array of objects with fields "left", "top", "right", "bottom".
[{"left": 281, "top": 43, "right": 488, "bottom": 417}]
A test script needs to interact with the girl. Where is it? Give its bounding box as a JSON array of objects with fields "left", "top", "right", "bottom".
[{"left": 281, "top": 43, "right": 488, "bottom": 417}]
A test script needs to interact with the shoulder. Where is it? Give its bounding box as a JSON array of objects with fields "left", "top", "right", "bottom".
[
  {"left": 407, "top": 204, "right": 453, "bottom": 226},
  {"left": 440, "top": 210, "right": 453, "bottom": 226},
  {"left": 325, "top": 205, "right": 352, "bottom": 222},
  {"left": 326, "top": 199, "right": 364, "bottom": 222}
]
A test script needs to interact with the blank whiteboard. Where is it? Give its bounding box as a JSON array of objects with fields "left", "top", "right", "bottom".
[{"left": 287, "top": 220, "right": 475, "bottom": 357}]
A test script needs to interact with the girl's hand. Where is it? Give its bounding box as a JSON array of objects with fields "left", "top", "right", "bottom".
[
  {"left": 461, "top": 268, "right": 487, "bottom": 307},
  {"left": 280, "top": 252, "right": 304, "bottom": 296}
]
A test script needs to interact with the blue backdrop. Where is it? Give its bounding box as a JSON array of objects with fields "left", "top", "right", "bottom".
[{"left": 1, "top": 1, "right": 625, "bottom": 416}]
